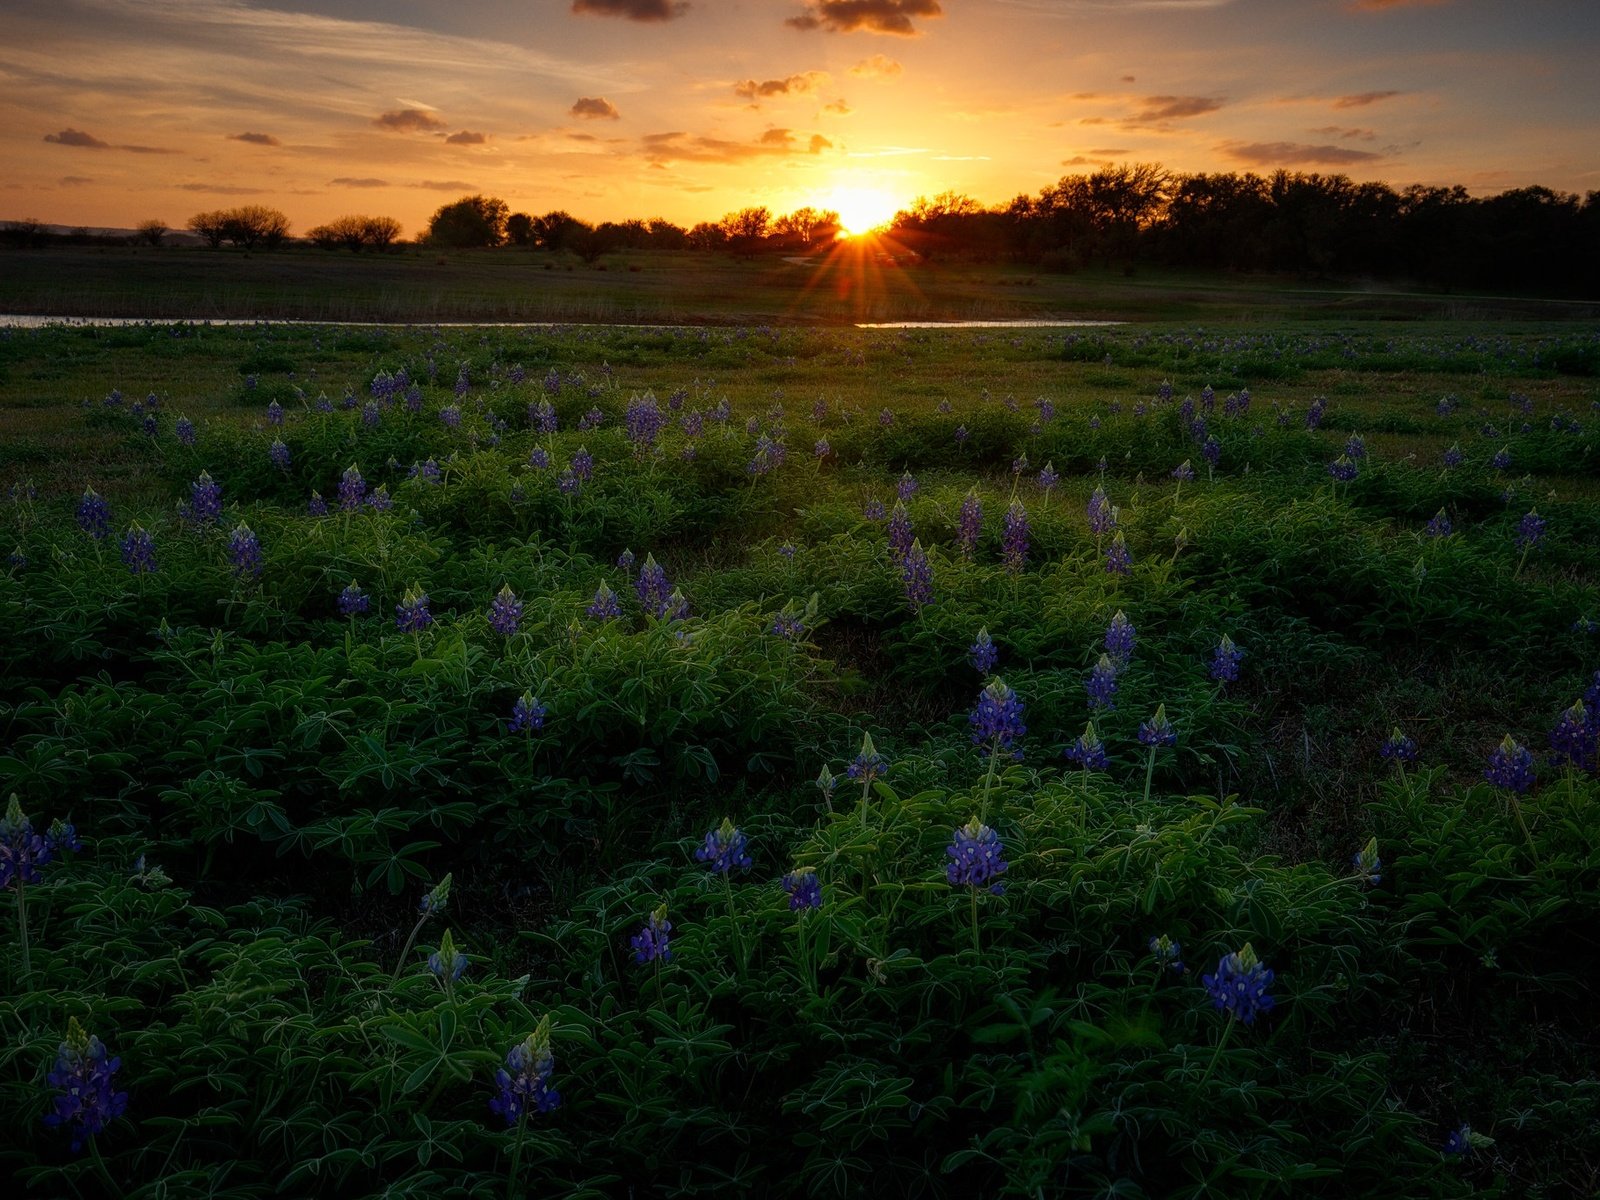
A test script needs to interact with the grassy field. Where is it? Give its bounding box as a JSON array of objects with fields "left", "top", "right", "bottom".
[
  {"left": 2, "top": 317, "right": 1599, "bottom": 1196},
  {"left": 5, "top": 244, "right": 1600, "bottom": 325}
]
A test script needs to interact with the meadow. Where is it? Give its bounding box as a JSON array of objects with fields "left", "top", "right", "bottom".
[{"left": 2, "top": 315, "right": 1599, "bottom": 1197}]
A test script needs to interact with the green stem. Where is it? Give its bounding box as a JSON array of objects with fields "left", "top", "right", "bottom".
[
  {"left": 392, "top": 913, "right": 428, "bottom": 980},
  {"left": 506, "top": 1108, "right": 528, "bottom": 1200},
  {"left": 1509, "top": 793, "right": 1541, "bottom": 868},
  {"left": 979, "top": 738, "right": 1000, "bottom": 824},
  {"left": 1193, "top": 1018, "right": 1235, "bottom": 1103},
  {"left": 725, "top": 872, "right": 746, "bottom": 978},
  {"left": 970, "top": 885, "right": 980, "bottom": 955},
  {"left": 16, "top": 878, "right": 31, "bottom": 986},
  {"left": 1142, "top": 745, "right": 1157, "bottom": 808}
]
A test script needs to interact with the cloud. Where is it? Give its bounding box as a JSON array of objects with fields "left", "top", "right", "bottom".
[
  {"left": 733, "top": 71, "right": 830, "bottom": 102},
  {"left": 570, "top": 96, "right": 621, "bottom": 119},
  {"left": 229, "top": 131, "right": 280, "bottom": 146},
  {"left": 444, "top": 130, "right": 486, "bottom": 144},
  {"left": 375, "top": 108, "right": 448, "bottom": 133},
  {"left": 641, "top": 128, "right": 834, "bottom": 164},
  {"left": 1087, "top": 147, "right": 1129, "bottom": 155},
  {"left": 1332, "top": 90, "right": 1404, "bottom": 108},
  {"left": 571, "top": 0, "right": 689, "bottom": 20},
  {"left": 1120, "top": 75, "right": 1135, "bottom": 83},
  {"left": 58, "top": 175, "right": 94, "bottom": 185},
  {"left": 850, "top": 53, "right": 903, "bottom": 78},
  {"left": 122, "top": 143, "right": 179, "bottom": 155},
  {"left": 1133, "top": 95, "right": 1224, "bottom": 121},
  {"left": 1222, "top": 140, "right": 1385, "bottom": 166},
  {"left": 44, "top": 128, "right": 110, "bottom": 148},
  {"left": 1347, "top": 0, "right": 1450, "bottom": 9},
  {"left": 787, "top": 1, "right": 944, "bottom": 36},
  {"left": 824, "top": 100, "right": 853, "bottom": 115},
  {"left": 411, "top": 179, "right": 479, "bottom": 190},
  {"left": 331, "top": 177, "right": 388, "bottom": 187},
  {"left": 1309, "top": 125, "right": 1376, "bottom": 141},
  {"left": 176, "top": 181, "right": 268, "bottom": 194}
]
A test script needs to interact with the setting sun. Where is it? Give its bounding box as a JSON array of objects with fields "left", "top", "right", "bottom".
[{"left": 824, "top": 187, "right": 903, "bottom": 238}]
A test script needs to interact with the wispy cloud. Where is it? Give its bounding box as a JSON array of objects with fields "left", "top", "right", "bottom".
[
  {"left": 641, "top": 128, "right": 834, "bottom": 164},
  {"left": 411, "top": 179, "right": 479, "bottom": 191},
  {"left": 733, "top": 71, "right": 830, "bottom": 102},
  {"left": 444, "top": 130, "right": 487, "bottom": 145},
  {"left": 571, "top": 0, "right": 689, "bottom": 21},
  {"left": 1309, "top": 125, "right": 1377, "bottom": 141},
  {"left": 1222, "top": 140, "right": 1385, "bottom": 166},
  {"left": 375, "top": 109, "right": 447, "bottom": 133},
  {"left": 229, "top": 131, "right": 279, "bottom": 146},
  {"left": 1346, "top": 0, "right": 1451, "bottom": 10},
  {"left": 787, "top": 1, "right": 944, "bottom": 37},
  {"left": 44, "top": 128, "right": 109, "bottom": 148},
  {"left": 1133, "top": 95, "right": 1224, "bottom": 121},
  {"left": 849, "top": 53, "right": 903, "bottom": 78},
  {"left": 176, "top": 181, "right": 267, "bottom": 194},
  {"left": 330, "top": 177, "right": 388, "bottom": 187},
  {"left": 1332, "top": 90, "right": 1405, "bottom": 109},
  {"left": 570, "top": 96, "right": 622, "bottom": 120},
  {"left": 58, "top": 175, "right": 94, "bottom": 185}
]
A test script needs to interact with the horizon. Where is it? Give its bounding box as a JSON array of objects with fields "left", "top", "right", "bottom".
[{"left": 3, "top": 0, "right": 1598, "bottom": 235}]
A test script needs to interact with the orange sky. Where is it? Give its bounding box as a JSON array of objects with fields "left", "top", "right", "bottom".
[{"left": 2, "top": 0, "right": 1597, "bottom": 236}]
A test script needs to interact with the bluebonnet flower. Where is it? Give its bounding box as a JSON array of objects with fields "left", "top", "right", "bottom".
[
  {"left": 878, "top": 408, "right": 894, "bottom": 428},
  {"left": 1442, "top": 444, "right": 1464, "bottom": 468},
  {"left": 1011, "top": 453, "right": 1029, "bottom": 476},
  {"left": 453, "top": 364, "right": 469, "bottom": 397},
  {"left": 901, "top": 538, "right": 933, "bottom": 609},
  {"left": 1002, "top": 500, "right": 1029, "bottom": 575},
  {"left": 1210, "top": 635, "right": 1244, "bottom": 683},
  {"left": 1424, "top": 509, "right": 1452, "bottom": 538},
  {"left": 337, "top": 464, "right": 366, "bottom": 511},
  {"left": 361, "top": 401, "right": 381, "bottom": 428},
  {"left": 528, "top": 399, "right": 558, "bottom": 434},
  {"left": 1037, "top": 462, "right": 1059, "bottom": 494},
  {"left": 770, "top": 608, "right": 805, "bottom": 640},
  {"left": 42, "top": 1019, "right": 128, "bottom": 1153},
  {"left": 969, "top": 627, "right": 998, "bottom": 674},
  {"left": 778, "top": 541, "right": 797, "bottom": 560},
  {"left": 580, "top": 405, "right": 604, "bottom": 430},
  {"left": 1201, "top": 436, "right": 1221, "bottom": 468},
  {"left": 428, "top": 931, "right": 469, "bottom": 982},
  {"left": 7, "top": 547, "right": 25, "bottom": 571},
  {"left": 616, "top": 548, "right": 635, "bottom": 574},
  {"left": 1138, "top": 704, "right": 1177, "bottom": 748},
  {"left": 635, "top": 554, "right": 674, "bottom": 618},
  {"left": 488, "top": 1018, "right": 561, "bottom": 1126},
  {"left": 946, "top": 817, "right": 1008, "bottom": 896},
  {"left": 1086, "top": 654, "right": 1119, "bottom": 712},
  {"left": 1149, "top": 934, "right": 1184, "bottom": 973},
  {"left": 1442, "top": 1124, "right": 1473, "bottom": 1157},
  {"left": 847, "top": 732, "right": 889, "bottom": 785},
  {"left": 507, "top": 692, "right": 546, "bottom": 734},
  {"left": 863, "top": 498, "right": 886, "bottom": 523},
  {"left": 1327, "top": 456, "right": 1358, "bottom": 483},
  {"left": 77, "top": 487, "right": 112, "bottom": 540},
  {"left": 1065, "top": 721, "right": 1109, "bottom": 770},
  {"left": 783, "top": 867, "right": 823, "bottom": 911},
  {"left": 954, "top": 424, "right": 969, "bottom": 444},
  {"left": 395, "top": 587, "right": 433, "bottom": 633},
  {"left": 813, "top": 437, "right": 831, "bottom": 459},
  {"left": 1353, "top": 836, "right": 1382, "bottom": 886},
  {"left": 632, "top": 905, "right": 672, "bottom": 964},
  {"left": 1104, "top": 610, "right": 1136, "bottom": 663},
  {"left": 1380, "top": 727, "right": 1419, "bottom": 763},
  {"left": 265, "top": 399, "right": 283, "bottom": 426},
  {"left": 1515, "top": 510, "right": 1546, "bottom": 548},
  {"left": 970, "top": 678, "right": 1027, "bottom": 761},
  {"left": 1491, "top": 447, "right": 1511, "bottom": 471},
  {"left": 897, "top": 470, "right": 917, "bottom": 502},
  {"left": 365, "top": 485, "right": 392, "bottom": 512},
  {"left": 438, "top": 404, "right": 461, "bottom": 430},
  {"left": 956, "top": 490, "right": 982, "bottom": 560},
  {"left": 227, "top": 523, "right": 262, "bottom": 580},
  {"left": 1199, "top": 384, "right": 1215, "bottom": 412},
  {"left": 1586, "top": 669, "right": 1600, "bottom": 711},
  {"left": 187, "top": 471, "right": 223, "bottom": 524},
  {"left": 1484, "top": 734, "right": 1534, "bottom": 793},
  {"left": 174, "top": 416, "right": 196, "bottom": 446},
  {"left": 1305, "top": 397, "right": 1326, "bottom": 430},
  {"left": 409, "top": 458, "right": 443, "bottom": 484},
  {"left": 337, "top": 581, "right": 369, "bottom": 616},
  {"left": 570, "top": 447, "right": 594, "bottom": 482},
  {"left": 1201, "top": 943, "right": 1276, "bottom": 1025},
  {"left": 1344, "top": 433, "right": 1367, "bottom": 460},
  {"left": 624, "top": 395, "right": 664, "bottom": 452},
  {"left": 695, "top": 817, "right": 752, "bottom": 874},
  {"left": 1548, "top": 699, "right": 1595, "bottom": 772},
  {"left": 307, "top": 490, "right": 329, "bottom": 517},
  {"left": 586, "top": 583, "right": 621, "bottom": 621},
  {"left": 815, "top": 764, "right": 838, "bottom": 808},
  {"left": 1104, "top": 531, "right": 1132, "bottom": 576},
  {"left": 488, "top": 585, "right": 523, "bottom": 637},
  {"left": 1, "top": 797, "right": 64, "bottom": 890},
  {"left": 1171, "top": 460, "right": 1195, "bottom": 484},
  {"left": 120, "top": 524, "right": 156, "bottom": 574},
  {"left": 268, "top": 439, "right": 291, "bottom": 472},
  {"left": 528, "top": 446, "right": 550, "bottom": 471},
  {"left": 886, "top": 502, "right": 914, "bottom": 562}
]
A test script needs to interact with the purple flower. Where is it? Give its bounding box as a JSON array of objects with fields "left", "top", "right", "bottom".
[
  {"left": 863, "top": 499, "right": 886, "bottom": 523},
  {"left": 268, "top": 439, "right": 291, "bottom": 472},
  {"left": 488, "top": 1019, "right": 561, "bottom": 1126},
  {"left": 969, "top": 678, "right": 1026, "bottom": 760},
  {"left": 813, "top": 437, "right": 831, "bottom": 459},
  {"left": 1002, "top": 500, "right": 1029, "bottom": 575},
  {"left": 896, "top": 470, "right": 917, "bottom": 502},
  {"left": 954, "top": 424, "right": 969, "bottom": 445},
  {"left": 956, "top": 490, "right": 982, "bottom": 561},
  {"left": 1548, "top": 699, "right": 1596, "bottom": 772},
  {"left": 848, "top": 733, "right": 889, "bottom": 785},
  {"left": 337, "top": 581, "right": 369, "bottom": 617},
  {"left": 556, "top": 468, "right": 580, "bottom": 496},
  {"left": 1086, "top": 654, "right": 1119, "bottom": 712},
  {"left": 969, "top": 627, "right": 998, "bottom": 674},
  {"left": 365, "top": 485, "right": 392, "bottom": 512},
  {"left": 428, "top": 941, "right": 469, "bottom": 982},
  {"left": 571, "top": 448, "right": 594, "bottom": 482},
  {"left": 625, "top": 395, "right": 665, "bottom": 452},
  {"left": 1491, "top": 447, "right": 1511, "bottom": 471},
  {"left": 770, "top": 609, "right": 805, "bottom": 640},
  {"left": 175, "top": 416, "right": 196, "bottom": 446},
  {"left": 1484, "top": 734, "right": 1534, "bottom": 793},
  {"left": 1201, "top": 943, "right": 1276, "bottom": 1025},
  {"left": 1424, "top": 509, "right": 1452, "bottom": 538},
  {"left": 266, "top": 399, "right": 284, "bottom": 426},
  {"left": 76, "top": 487, "right": 112, "bottom": 540},
  {"left": 635, "top": 553, "right": 674, "bottom": 619},
  {"left": 488, "top": 585, "right": 523, "bottom": 637},
  {"left": 1515, "top": 510, "right": 1546, "bottom": 548},
  {"left": 1171, "top": 460, "right": 1195, "bottom": 484},
  {"left": 120, "top": 524, "right": 156, "bottom": 575},
  {"left": 586, "top": 583, "right": 621, "bottom": 621},
  {"left": 307, "top": 491, "right": 329, "bottom": 517},
  {"left": 227, "top": 523, "right": 262, "bottom": 580},
  {"left": 395, "top": 586, "right": 433, "bottom": 633},
  {"left": 946, "top": 817, "right": 1008, "bottom": 895},
  {"left": 695, "top": 818, "right": 752, "bottom": 874},
  {"left": 1210, "top": 635, "right": 1244, "bottom": 683},
  {"left": 528, "top": 447, "right": 550, "bottom": 470},
  {"left": 1104, "top": 531, "right": 1132, "bottom": 576},
  {"left": 631, "top": 905, "right": 672, "bottom": 964},
  {"left": 616, "top": 548, "right": 635, "bottom": 573},
  {"left": 886, "top": 502, "right": 914, "bottom": 562},
  {"left": 1104, "top": 610, "right": 1136, "bottom": 663},
  {"left": 1201, "top": 437, "right": 1221, "bottom": 468},
  {"left": 337, "top": 464, "right": 366, "bottom": 512},
  {"left": 439, "top": 404, "right": 461, "bottom": 429},
  {"left": 528, "top": 399, "right": 558, "bottom": 434},
  {"left": 186, "top": 471, "right": 223, "bottom": 525},
  {"left": 1037, "top": 462, "right": 1060, "bottom": 494},
  {"left": 1353, "top": 836, "right": 1382, "bottom": 887},
  {"left": 1442, "top": 444, "right": 1464, "bottom": 468},
  {"left": 878, "top": 408, "right": 894, "bottom": 428},
  {"left": 42, "top": 1020, "right": 128, "bottom": 1153},
  {"left": 1137, "top": 704, "right": 1177, "bottom": 748},
  {"left": 1344, "top": 434, "right": 1366, "bottom": 460},
  {"left": 1065, "top": 721, "right": 1110, "bottom": 770},
  {"left": 783, "top": 868, "right": 823, "bottom": 910},
  {"left": 507, "top": 691, "right": 546, "bottom": 734},
  {"left": 1149, "top": 934, "right": 1184, "bottom": 974},
  {"left": 1442, "top": 1124, "right": 1473, "bottom": 1157},
  {"left": 1, "top": 797, "right": 56, "bottom": 890},
  {"left": 1380, "top": 727, "right": 1418, "bottom": 763},
  {"left": 1327, "top": 456, "right": 1358, "bottom": 483},
  {"left": 901, "top": 538, "right": 933, "bottom": 609}
]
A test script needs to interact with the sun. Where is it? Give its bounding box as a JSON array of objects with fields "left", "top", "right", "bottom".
[{"left": 823, "top": 186, "right": 902, "bottom": 237}]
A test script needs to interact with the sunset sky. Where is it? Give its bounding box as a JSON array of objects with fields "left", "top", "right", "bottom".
[{"left": 3, "top": 0, "right": 1597, "bottom": 236}]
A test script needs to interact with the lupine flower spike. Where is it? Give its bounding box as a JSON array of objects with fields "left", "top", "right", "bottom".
[
  {"left": 1065, "top": 721, "right": 1110, "bottom": 772},
  {"left": 393, "top": 873, "right": 451, "bottom": 979},
  {"left": 1149, "top": 933, "right": 1184, "bottom": 974},
  {"left": 1202, "top": 942, "right": 1276, "bottom": 1026},
  {"left": 1485, "top": 733, "right": 1539, "bottom": 862},
  {"left": 428, "top": 928, "right": 469, "bottom": 986},
  {"left": 1353, "top": 836, "right": 1382, "bottom": 886},
  {"left": 489, "top": 1016, "right": 562, "bottom": 1160},
  {"left": 848, "top": 731, "right": 889, "bottom": 817},
  {"left": 1380, "top": 726, "right": 1418, "bottom": 767},
  {"left": 631, "top": 903, "right": 672, "bottom": 965},
  {"left": 42, "top": 1018, "right": 128, "bottom": 1154},
  {"left": 1104, "top": 610, "right": 1136, "bottom": 663},
  {"left": 488, "top": 584, "right": 523, "bottom": 637},
  {"left": 947, "top": 816, "right": 1008, "bottom": 952},
  {"left": 969, "top": 627, "right": 997, "bottom": 674},
  {"left": 695, "top": 818, "right": 753, "bottom": 875},
  {"left": 1210, "top": 635, "right": 1244, "bottom": 683},
  {"left": 586, "top": 582, "right": 621, "bottom": 621},
  {"left": 815, "top": 764, "right": 838, "bottom": 811},
  {"left": 1137, "top": 704, "right": 1177, "bottom": 806}
]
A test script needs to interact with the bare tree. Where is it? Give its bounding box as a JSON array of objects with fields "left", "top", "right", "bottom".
[{"left": 134, "top": 219, "right": 168, "bottom": 247}]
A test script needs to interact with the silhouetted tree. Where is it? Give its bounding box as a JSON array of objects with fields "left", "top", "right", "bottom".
[
  {"left": 306, "top": 214, "right": 402, "bottom": 251},
  {"left": 720, "top": 207, "right": 771, "bottom": 257},
  {"left": 506, "top": 213, "right": 536, "bottom": 246},
  {"left": 773, "top": 206, "right": 841, "bottom": 250},
  {"left": 426, "top": 195, "right": 509, "bottom": 248},
  {"left": 134, "top": 219, "right": 168, "bottom": 247},
  {"left": 187, "top": 210, "right": 228, "bottom": 248}
]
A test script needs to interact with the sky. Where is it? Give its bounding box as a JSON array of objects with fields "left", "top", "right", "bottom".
[{"left": 2, "top": 0, "right": 1597, "bottom": 236}]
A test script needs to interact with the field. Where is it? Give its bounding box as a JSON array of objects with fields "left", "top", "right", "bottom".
[{"left": 3, "top": 314, "right": 1600, "bottom": 1197}]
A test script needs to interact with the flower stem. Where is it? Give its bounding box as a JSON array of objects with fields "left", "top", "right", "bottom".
[
  {"left": 1142, "top": 745, "right": 1157, "bottom": 807},
  {"left": 970, "top": 885, "right": 980, "bottom": 955},
  {"left": 392, "top": 913, "right": 428, "bottom": 980},
  {"left": 1192, "top": 1018, "right": 1234, "bottom": 1106},
  {"left": 506, "top": 1109, "right": 528, "bottom": 1200},
  {"left": 16, "top": 878, "right": 31, "bottom": 986}
]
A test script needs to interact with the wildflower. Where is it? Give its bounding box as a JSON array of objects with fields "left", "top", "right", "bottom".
[
  {"left": 175, "top": 416, "right": 196, "bottom": 446},
  {"left": 616, "top": 548, "right": 635, "bottom": 573},
  {"left": 120, "top": 524, "right": 156, "bottom": 574},
  {"left": 1137, "top": 703, "right": 1177, "bottom": 748},
  {"left": 395, "top": 587, "right": 433, "bottom": 633},
  {"left": 847, "top": 732, "right": 889, "bottom": 785},
  {"left": 879, "top": 408, "right": 894, "bottom": 428},
  {"left": 1104, "top": 610, "right": 1136, "bottom": 663},
  {"left": 1, "top": 797, "right": 58, "bottom": 890},
  {"left": 1064, "top": 721, "right": 1110, "bottom": 770},
  {"left": 897, "top": 470, "right": 917, "bottom": 502},
  {"left": 227, "top": 523, "right": 262, "bottom": 580},
  {"left": 1037, "top": 462, "right": 1059, "bottom": 493},
  {"left": 956, "top": 489, "right": 983, "bottom": 560},
  {"left": 1380, "top": 727, "right": 1419, "bottom": 763},
  {"left": 886, "top": 502, "right": 914, "bottom": 562},
  {"left": 1442, "top": 1124, "right": 1473, "bottom": 1157},
  {"left": 337, "top": 464, "right": 366, "bottom": 511},
  {"left": 661, "top": 588, "right": 690, "bottom": 621},
  {"left": 969, "top": 627, "right": 998, "bottom": 674},
  {"left": 1327, "top": 456, "right": 1358, "bottom": 483},
  {"left": 1011, "top": 454, "right": 1029, "bottom": 476},
  {"left": 1171, "top": 460, "right": 1195, "bottom": 484},
  {"left": 187, "top": 471, "right": 223, "bottom": 524},
  {"left": 863, "top": 499, "right": 886, "bottom": 523},
  {"left": 695, "top": 817, "right": 752, "bottom": 875},
  {"left": 571, "top": 448, "right": 594, "bottom": 482},
  {"left": 1104, "top": 531, "right": 1132, "bottom": 576},
  {"left": 783, "top": 868, "right": 823, "bottom": 911},
  {"left": 336, "top": 581, "right": 369, "bottom": 617},
  {"left": 77, "top": 487, "right": 113, "bottom": 540},
  {"left": 267, "top": 439, "right": 291, "bottom": 472},
  {"left": 586, "top": 583, "right": 621, "bottom": 621},
  {"left": 507, "top": 692, "right": 546, "bottom": 734},
  {"left": 42, "top": 1019, "right": 128, "bottom": 1153},
  {"left": 1149, "top": 934, "right": 1184, "bottom": 973},
  {"left": 954, "top": 424, "right": 969, "bottom": 444},
  {"left": 816, "top": 765, "right": 838, "bottom": 807},
  {"left": 1086, "top": 654, "right": 1119, "bottom": 712},
  {"left": 778, "top": 541, "right": 796, "bottom": 560},
  {"left": 1442, "top": 444, "right": 1464, "bottom": 468},
  {"left": 428, "top": 931, "right": 469, "bottom": 982},
  {"left": 1484, "top": 734, "right": 1534, "bottom": 793},
  {"left": 1548, "top": 699, "right": 1595, "bottom": 772},
  {"left": 1344, "top": 433, "right": 1366, "bottom": 460},
  {"left": 901, "top": 538, "right": 933, "bottom": 609},
  {"left": 1210, "top": 635, "right": 1244, "bottom": 683},
  {"left": 1087, "top": 486, "right": 1115, "bottom": 537},
  {"left": 770, "top": 609, "right": 805, "bottom": 640},
  {"left": 631, "top": 905, "right": 672, "bottom": 964},
  {"left": 1353, "top": 836, "right": 1382, "bottom": 886},
  {"left": 814, "top": 437, "right": 831, "bottom": 459},
  {"left": 556, "top": 468, "right": 580, "bottom": 496},
  {"left": 635, "top": 554, "right": 673, "bottom": 618},
  {"left": 1515, "top": 510, "right": 1546, "bottom": 548},
  {"left": 488, "top": 1017, "right": 562, "bottom": 1126},
  {"left": 1002, "top": 500, "right": 1029, "bottom": 575},
  {"left": 624, "top": 395, "right": 664, "bottom": 452},
  {"left": 307, "top": 489, "right": 329, "bottom": 517},
  {"left": 1201, "top": 437, "right": 1221, "bottom": 468},
  {"left": 1424, "top": 509, "right": 1452, "bottom": 538},
  {"left": 488, "top": 585, "right": 523, "bottom": 637},
  {"left": 946, "top": 817, "right": 1008, "bottom": 896},
  {"left": 1202, "top": 943, "right": 1276, "bottom": 1024},
  {"left": 1491, "top": 447, "right": 1511, "bottom": 471}
]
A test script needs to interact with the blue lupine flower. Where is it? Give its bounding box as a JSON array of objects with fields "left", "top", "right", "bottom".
[
  {"left": 770, "top": 609, "right": 805, "bottom": 640},
  {"left": 1002, "top": 500, "right": 1029, "bottom": 575},
  {"left": 970, "top": 678, "right": 1026, "bottom": 760},
  {"left": 1201, "top": 943, "right": 1276, "bottom": 1025},
  {"left": 1086, "top": 654, "right": 1119, "bottom": 712},
  {"left": 847, "top": 733, "right": 889, "bottom": 785},
  {"left": 187, "top": 471, "right": 223, "bottom": 524},
  {"left": 428, "top": 945, "right": 469, "bottom": 982},
  {"left": 1380, "top": 727, "right": 1418, "bottom": 763},
  {"left": 507, "top": 692, "right": 546, "bottom": 734},
  {"left": 488, "top": 585, "right": 522, "bottom": 637},
  {"left": 266, "top": 399, "right": 284, "bottom": 426},
  {"left": 1037, "top": 462, "right": 1059, "bottom": 493},
  {"left": 175, "top": 416, "right": 196, "bottom": 446},
  {"left": 1548, "top": 699, "right": 1595, "bottom": 772},
  {"left": 1344, "top": 433, "right": 1366, "bottom": 460},
  {"left": 624, "top": 395, "right": 664, "bottom": 452},
  {"left": 488, "top": 1018, "right": 561, "bottom": 1126},
  {"left": 307, "top": 490, "right": 328, "bottom": 517},
  {"left": 1210, "top": 635, "right": 1244, "bottom": 682},
  {"left": 1442, "top": 1124, "right": 1472, "bottom": 1157},
  {"left": 863, "top": 499, "right": 886, "bottom": 523},
  {"left": 946, "top": 817, "right": 1008, "bottom": 896},
  {"left": 1137, "top": 704, "right": 1177, "bottom": 748},
  {"left": 901, "top": 538, "right": 933, "bottom": 609},
  {"left": 1442, "top": 444, "right": 1464, "bottom": 468},
  {"left": 364, "top": 484, "right": 393, "bottom": 512},
  {"left": 1327, "top": 456, "right": 1358, "bottom": 483},
  {"left": 337, "top": 581, "right": 369, "bottom": 617},
  {"left": 1, "top": 797, "right": 55, "bottom": 890},
  {"left": 954, "top": 424, "right": 969, "bottom": 444},
  {"left": 1305, "top": 397, "right": 1326, "bottom": 430},
  {"left": 395, "top": 586, "right": 433, "bottom": 633},
  {"left": 337, "top": 464, "right": 366, "bottom": 511},
  {"left": 695, "top": 818, "right": 752, "bottom": 875},
  {"left": 76, "top": 487, "right": 112, "bottom": 540},
  {"left": 1515, "top": 510, "right": 1546, "bottom": 548},
  {"left": 1353, "top": 836, "right": 1382, "bottom": 886},
  {"left": 814, "top": 437, "right": 831, "bottom": 459},
  {"left": 1104, "top": 610, "right": 1136, "bottom": 663},
  {"left": 1171, "top": 460, "right": 1195, "bottom": 483},
  {"left": 1484, "top": 734, "right": 1534, "bottom": 793},
  {"left": 897, "top": 470, "right": 917, "bottom": 502},
  {"left": 556, "top": 468, "right": 580, "bottom": 496},
  {"left": 631, "top": 905, "right": 672, "bottom": 964},
  {"left": 586, "top": 583, "right": 621, "bottom": 621},
  {"left": 1424, "top": 509, "right": 1452, "bottom": 538},
  {"left": 886, "top": 502, "right": 914, "bottom": 563},
  {"left": 616, "top": 548, "right": 635, "bottom": 573},
  {"left": 1149, "top": 934, "right": 1184, "bottom": 973},
  {"left": 635, "top": 554, "right": 673, "bottom": 618},
  {"left": 268, "top": 439, "right": 291, "bottom": 472},
  {"left": 1491, "top": 447, "right": 1511, "bottom": 471},
  {"left": 1064, "top": 721, "right": 1109, "bottom": 770},
  {"left": 969, "top": 627, "right": 998, "bottom": 674},
  {"left": 1087, "top": 486, "right": 1115, "bottom": 537},
  {"left": 783, "top": 868, "right": 823, "bottom": 911},
  {"left": 571, "top": 447, "right": 594, "bottom": 481},
  {"left": 1104, "top": 531, "right": 1132, "bottom": 576},
  {"left": 120, "top": 524, "right": 156, "bottom": 574},
  {"left": 42, "top": 1019, "right": 128, "bottom": 1154},
  {"left": 1201, "top": 436, "right": 1221, "bottom": 467},
  {"left": 227, "top": 523, "right": 262, "bottom": 580},
  {"left": 878, "top": 408, "right": 894, "bottom": 428},
  {"left": 956, "top": 490, "right": 982, "bottom": 561}
]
